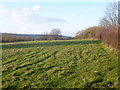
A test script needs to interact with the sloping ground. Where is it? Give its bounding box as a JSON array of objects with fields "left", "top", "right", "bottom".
[{"left": 2, "top": 40, "right": 118, "bottom": 88}]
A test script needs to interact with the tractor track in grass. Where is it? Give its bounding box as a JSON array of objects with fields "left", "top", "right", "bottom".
[
  {"left": 3, "top": 48, "right": 60, "bottom": 78},
  {"left": 2, "top": 40, "right": 118, "bottom": 88}
]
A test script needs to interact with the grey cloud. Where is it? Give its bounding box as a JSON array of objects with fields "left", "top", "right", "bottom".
[{"left": 27, "top": 14, "right": 66, "bottom": 24}]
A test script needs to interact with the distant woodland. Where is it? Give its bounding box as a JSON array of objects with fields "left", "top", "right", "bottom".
[{"left": 1, "top": 29, "right": 73, "bottom": 42}]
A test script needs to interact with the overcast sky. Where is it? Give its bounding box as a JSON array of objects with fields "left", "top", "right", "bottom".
[{"left": 0, "top": 1, "right": 110, "bottom": 36}]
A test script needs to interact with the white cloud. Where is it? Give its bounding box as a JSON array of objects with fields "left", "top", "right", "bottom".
[
  {"left": 23, "top": 7, "right": 29, "bottom": 11},
  {"left": 0, "top": 4, "right": 65, "bottom": 34},
  {"left": 0, "top": 4, "right": 65, "bottom": 23},
  {"left": 0, "top": 9, "right": 7, "bottom": 13},
  {"left": 0, "top": 4, "right": 7, "bottom": 13},
  {"left": 0, "top": 4, "right": 4, "bottom": 8},
  {"left": 32, "top": 5, "right": 41, "bottom": 11}
]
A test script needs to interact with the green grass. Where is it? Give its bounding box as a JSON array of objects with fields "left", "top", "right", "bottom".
[{"left": 2, "top": 40, "right": 118, "bottom": 88}]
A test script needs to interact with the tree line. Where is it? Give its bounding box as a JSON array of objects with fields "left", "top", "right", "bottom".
[
  {"left": 1, "top": 29, "right": 73, "bottom": 42},
  {"left": 75, "top": 2, "right": 119, "bottom": 50},
  {"left": 1, "top": 34, "right": 33, "bottom": 42}
]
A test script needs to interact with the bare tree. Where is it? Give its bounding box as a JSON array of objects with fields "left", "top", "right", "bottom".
[
  {"left": 36, "top": 32, "right": 49, "bottom": 40},
  {"left": 43, "top": 32, "right": 49, "bottom": 40},
  {"left": 118, "top": 1, "right": 120, "bottom": 27},
  {"left": 50, "top": 28, "right": 61, "bottom": 40},
  {"left": 100, "top": 2, "right": 118, "bottom": 27}
]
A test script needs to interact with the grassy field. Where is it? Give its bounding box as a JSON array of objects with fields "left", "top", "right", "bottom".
[{"left": 2, "top": 40, "right": 118, "bottom": 88}]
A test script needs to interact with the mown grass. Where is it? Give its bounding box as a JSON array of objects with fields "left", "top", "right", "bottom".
[{"left": 2, "top": 40, "right": 118, "bottom": 88}]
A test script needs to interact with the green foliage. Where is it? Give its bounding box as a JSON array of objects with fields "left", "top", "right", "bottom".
[{"left": 2, "top": 40, "right": 118, "bottom": 88}]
